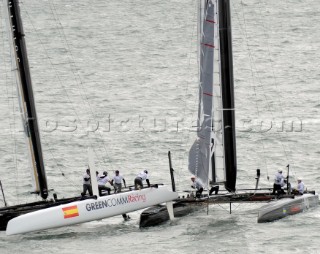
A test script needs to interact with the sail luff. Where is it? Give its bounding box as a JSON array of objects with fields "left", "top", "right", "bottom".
[
  {"left": 218, "top": 0, "right": 237, "bottom": 192},
  {"left": 211, "top": 0, "right": 225, "bottom": 184},
  {"left": 7, "top": 0, "right": 48, "bottom": 199},
  {"left": 189, "top": 0, "right": 216, "bottom": 186}
]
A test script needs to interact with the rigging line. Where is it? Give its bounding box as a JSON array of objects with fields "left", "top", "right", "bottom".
[
  {"left": 239, "top": 0, "right": 291, "bottom": 164},
  {"left": 50, "top": 2, "right": 124, "bottom": 167},
  {"left": 182, "top": 0, "right": 204, "bottom": 174},
  {"left": 21, "top": 4, "right": 112, "bottom": 170},
  {"left": 256, "top": 0, "right": 295, "bottom": 169},
  {"left": 215, "top": 202, "right": 243, "bottom": 213},
  {"left": 253, "top": 4, "right": 292, "bottom": 164},
  {"left": 237, "top": 1, "right": 291, "bottom": 166},
  {"left": 49, "top": 1, "right": 194, "bottom": 176},
  {"left": 215, "top": 203, "right": 232, "bottom": 213},
  {"left": 48, "top": 0, "right": 189, "bottom": 175},
  {"left": 47, "top": 2, "right": 114, "bottom": 168},
  {"left": 1, "top": 0, "right": 20, "bottom": 201},
  {"left": 40, "top": 135, "right": 78, "bottom": 188},
  {"left": 228, "top": 203, "right": 242, "bottom": 212},
  {"left": 0, "top": 2, "right": 12, "bottom": 163},
  {"left": 25, "top": 2, "right": 108, "bottom": 168},
  {"left": 231, "top": 1, "right": 269, "bottom": 178},
  {"left": 176, "top": 0, "right": 199, "bottom": 182}
]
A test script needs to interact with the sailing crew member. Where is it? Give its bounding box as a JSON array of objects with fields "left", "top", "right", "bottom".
[
  {"left": 81, "top": 168, "right": 93, "bottom": 196},
  {"left": 97, "top": 171, "right": 111, "bottom": 196},
  {"left": 110, "top": 170, "right": 130, "bottom": 221},
  {"left": 111, "top": 170, "right": 126, "bottom": 193},
  {"left": 272, "top": 170, "right": 285, "bottom": 195},
  {"left": 292, "top": 178, "right": 305, "bottom": 195},
  {"left": 134, "top": 170, "right": 150, "bottom": 190},
  {"left": 191, "top": 175, "right": 204, "bottom": 198}
]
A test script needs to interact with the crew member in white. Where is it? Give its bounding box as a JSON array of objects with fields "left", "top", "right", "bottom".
[
  {"left": 81, "top": 168, "right": 93, "bottom": 196},
  {"left": 191, "top": 175, "right": 204, "bottom": 198},
  {"left": 292, "top": 178, "right": 305, "bottom": 195},
  {"left": 97, "top": 171, "right": 111, "bottom": 196},
  {"left": 111, "top": 170, "right": 130, "bottom": 221},
  {"left": 111, "top": 170, "right": 126, "bottom": 193},
  {"left": 272, "top": 170, "right": 285, "bottom": 195},
  {"left": 134, "top": 170, "right": 150, "bottom": 190}
]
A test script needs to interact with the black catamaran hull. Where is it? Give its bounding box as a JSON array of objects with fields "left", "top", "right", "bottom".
[
  {"left": 140, "top": 201, "right": 205, "bottom": 228},
  {"left": 140, "top": 192, "right": 319, "bottom": 227},
  {"left": 140, "top": 192, "right": 275, "bottom": 228}
]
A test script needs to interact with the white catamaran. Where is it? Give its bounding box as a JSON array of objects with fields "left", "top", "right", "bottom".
[{"left": 2, "top": 0, "right": 178, "bottom": 235}]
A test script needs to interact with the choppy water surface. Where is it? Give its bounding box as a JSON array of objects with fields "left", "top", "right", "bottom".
[{"left": 0, "top": 0, "right": 319, "bottom": 253}]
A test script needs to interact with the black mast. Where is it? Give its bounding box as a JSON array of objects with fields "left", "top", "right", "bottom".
[
  {"left": 8, "top": 0, "right": 48, "bottom": 199},
  {"left": 168, "top": 152, "right": 176, "bottom": 192},
  {"left": 219, "top": 0, "right": 237, "bottom": 192}
]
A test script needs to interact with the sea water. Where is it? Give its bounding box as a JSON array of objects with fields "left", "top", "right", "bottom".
[{"left": 0, "top": 0, "right": 319, "bottom": 253}]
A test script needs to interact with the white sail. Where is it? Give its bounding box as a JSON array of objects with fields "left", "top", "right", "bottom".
[{"left": 189, "top": 0, "right": 225, "bottom": 186}]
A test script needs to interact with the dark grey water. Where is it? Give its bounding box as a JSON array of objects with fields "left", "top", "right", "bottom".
[{"left": 0, "top": 0, "right": 320, "bottom": 253}]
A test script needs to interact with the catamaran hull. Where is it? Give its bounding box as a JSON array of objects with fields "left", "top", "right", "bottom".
[
  {"left": 257, "top": 193, "right": 319, "bottom": 223},
  {"left": 140, "top": 192, "right": 276, "bottom": 227},
  {"left": 140, "top": 200, "right": 205, "bottom": 228},
  {"left": 6, "top": 186, "right": 178, "bottom": 235},
  {"left": 0, "top": 196, "right": 85, "bottom": 231}
]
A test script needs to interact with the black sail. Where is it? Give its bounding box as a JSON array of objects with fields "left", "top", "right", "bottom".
[
  {"left": 8, "top": 0, "right": 48, "bottom": 199},
  {"left": 219, "top": 0, "right": 237, "bottom": 192}
]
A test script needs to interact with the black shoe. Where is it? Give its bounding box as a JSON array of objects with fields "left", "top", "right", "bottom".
[{"left": 122, "top": 214, "right": 131, "bottom": 221}]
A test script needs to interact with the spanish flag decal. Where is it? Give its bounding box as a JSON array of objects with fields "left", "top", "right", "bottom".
[{"left": 62, "top": 205, "right": 79, "bottom": 219}]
